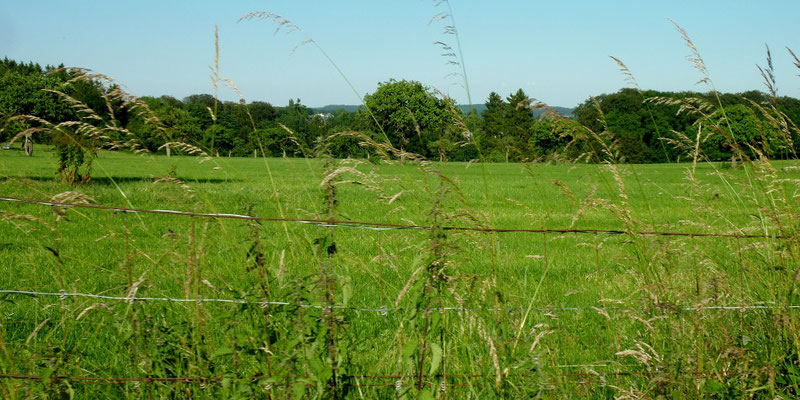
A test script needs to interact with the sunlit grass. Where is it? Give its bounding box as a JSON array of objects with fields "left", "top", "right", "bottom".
[{"left": 2, "top": 147, "right": 799, "bottom": 397}]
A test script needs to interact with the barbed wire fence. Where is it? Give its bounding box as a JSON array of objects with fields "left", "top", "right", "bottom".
[
  {"left": 0, "top": 368, "right": 746, "bottom": 386},
  {"left": 1, "top": 194, "right": 798, "bottom": 393},
  {"left": 1, "top": 289, "right": 798, "bottom": 313},
  {"left": 0, "top": 195, "right": 790, "bottom": 238}
]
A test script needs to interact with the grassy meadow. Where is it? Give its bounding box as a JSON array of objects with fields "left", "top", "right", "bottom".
[{"left": 2, "top": 144, "right": 800, "bottom": 398}]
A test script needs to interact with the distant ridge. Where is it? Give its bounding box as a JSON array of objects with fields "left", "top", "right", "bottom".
[
  {"left": 455, "top": 104, "right": 573, "bottom": 118},
  {"left": 312, "top": 104, "right": 361, "bottom": 113},
  {"left": 313, "top": 104, "right": 574, "bottom": 117}
]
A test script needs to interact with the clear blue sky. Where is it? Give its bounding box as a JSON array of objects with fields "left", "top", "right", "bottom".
[{"left": 3, "top": 1, "right": 799, "bottom": 108}]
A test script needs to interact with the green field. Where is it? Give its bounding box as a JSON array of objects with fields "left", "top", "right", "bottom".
[{"left": 1, "top": 146, "right": 800, "bottom": 398}]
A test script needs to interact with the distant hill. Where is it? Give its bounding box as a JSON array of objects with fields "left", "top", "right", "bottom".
[
  {"left": 463, "top": 104, "right": 574, "bottom": 118},
  {"left": 313, "top": 104, "right": 573, "bottom": 117},
  {"left": 547, "top": 106, "right": 574, "bottom": 118},
  {"left": 458, "top": 104, "right": 573, "bottom": 117},
  {"left": 456, "top": 104, "right": 488, "bottom": 115},
  {"left": 312, "top": 104, "right": 361, "bottom": 113}
]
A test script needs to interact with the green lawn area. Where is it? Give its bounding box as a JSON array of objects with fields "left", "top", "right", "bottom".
[{"left": 1, "top": 147, "right": 799, "bottom": 398}]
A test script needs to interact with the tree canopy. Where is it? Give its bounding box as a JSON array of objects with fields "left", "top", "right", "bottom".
[
  {"left": 2, "top": 57, "right": 800, "bottom": 165},
  {"left": 362, "top": 79, "right": 456, "bottom": 158}
]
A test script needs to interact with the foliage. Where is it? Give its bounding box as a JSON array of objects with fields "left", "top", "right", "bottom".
[
  {"left": 2, "top": 56, "right": 800, "bottom": 165},
  {"left": 52, "top": 128, "right": 96, "bottom": 184},
  {"left": 126, "top": 96, "right": 201, "bottom": 153},
  {"left": 361, "top": 79, "right": 456, "bottom": 159},
  {"left": 572, "top": 88, "right": 800, "bottom": 163},
  {"left": 0, "top": 59, "right": 74, "bottom": 143},
  {"left": 701, "top": 104, "right": 769, "bottom": 160},
  {"left": 478, "top": 89, "right": 537, "bottom": 161},
  {"left": 3, "top": 151, "right": 800, "bottom": 397}
]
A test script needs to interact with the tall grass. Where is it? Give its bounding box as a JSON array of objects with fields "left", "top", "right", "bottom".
[{"left": 1, "top": 6, "right": 800, "bottom": 400}]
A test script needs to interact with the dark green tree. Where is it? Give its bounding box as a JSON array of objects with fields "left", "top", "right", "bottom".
[
  {"left": 479, "top": 92, "right": 508, "bottom": 161},
  {"left": 248, "top": 101, "right": 278, "bottom": 126},
  {"left": 0, "top": 66, "right": 73, "bottom": 143},
  {"left": 127, "top": 96, "right": 201, "bottom": 153},
  {"left": 481, "top": 92, "right": 506, "bottom": 139},
  {"left": 362, "top": 79, "right": 455, "bottom": 158},
  {"left": 504, "top": 88, "right": 535, "bottom": 158},
  {"left": 278, "top": 98, "right": 318, "bottom": 153},
  {"left": 478, "top": 89, "right": 535, "bottom": 161},
  {"left": 702, "top": 104, "right": 766, "bottom": 161},
  {"left": 183, "top": 94, "right": 217, "bottom": 131}
]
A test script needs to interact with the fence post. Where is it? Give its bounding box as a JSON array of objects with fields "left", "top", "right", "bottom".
[
  {"left": 543, "top": 232, "right": 551, "bottom": 305},
  {"left": 594, "top": 232, "right": 603, "bottom": 300},
  {"left": 24, "top": 135, "right": 33, "bottom": 156},
  {"left": 122, "top": 212, "right": 132, "bottom": 288}
]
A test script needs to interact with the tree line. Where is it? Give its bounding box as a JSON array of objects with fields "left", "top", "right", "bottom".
[{"left": 2, "top": 57, "right": 800, "bottom": 165}]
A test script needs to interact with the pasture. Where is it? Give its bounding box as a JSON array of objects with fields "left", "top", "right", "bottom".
[{"left": 1, "top": 146, "right": 799, "bottom": 398}]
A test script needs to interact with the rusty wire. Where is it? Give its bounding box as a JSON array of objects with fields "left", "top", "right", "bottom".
[{"left": 0, "top": 196, "right": 789, "bottom": 239}]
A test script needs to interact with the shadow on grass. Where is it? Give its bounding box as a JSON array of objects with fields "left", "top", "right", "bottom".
[{"left": 0, "top": 176, "right": 241, "bottom": 185}]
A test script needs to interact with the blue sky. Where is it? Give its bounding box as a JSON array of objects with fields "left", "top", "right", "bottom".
[{"left": 3, "top": 1, "right": 799, "bottom": 108}]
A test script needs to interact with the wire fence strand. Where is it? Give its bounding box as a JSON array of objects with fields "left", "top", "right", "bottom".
[
  {"left": 0, "top": 195, "right": 790, "bottom": 239},
  {"left": 0, "top": 369, "right": 745, "bottom": 386},
  {"left": 2, "top": 289, "right": 798, "bottom": 314},
  {"left": 1, "top": 194, "right": 795, "bottom": 392}
]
